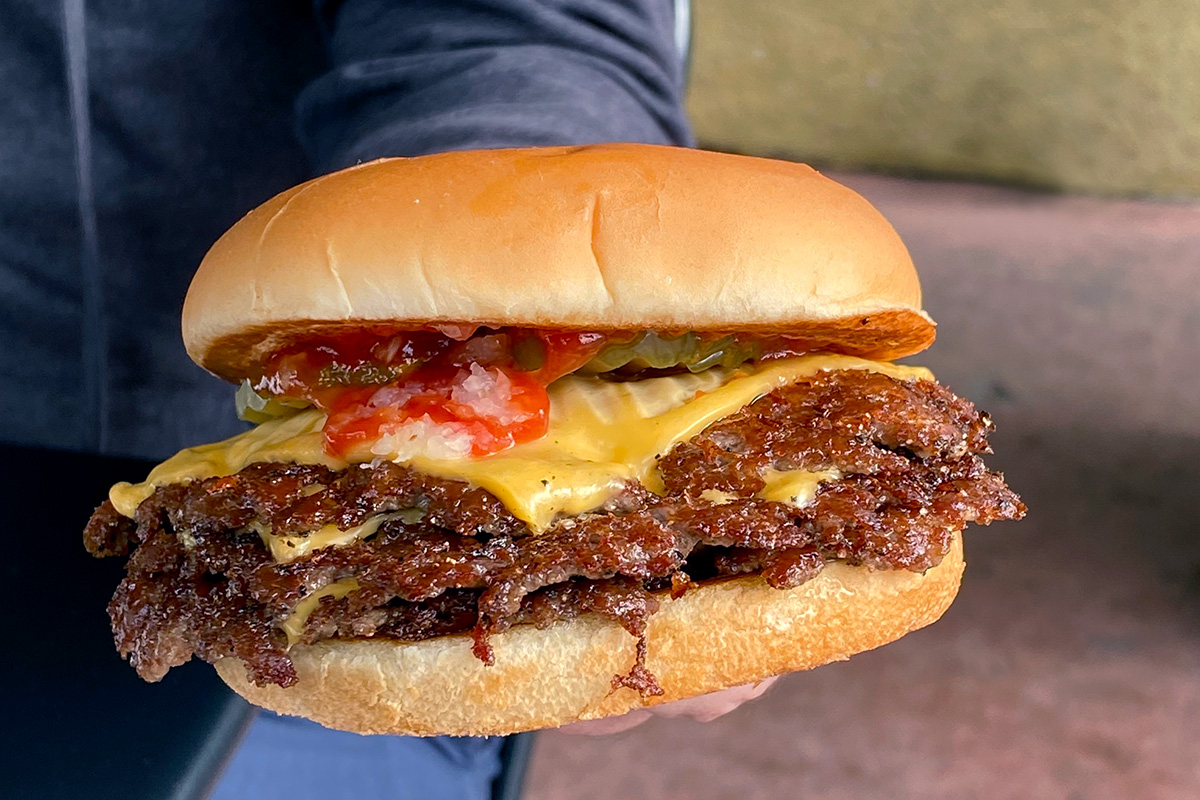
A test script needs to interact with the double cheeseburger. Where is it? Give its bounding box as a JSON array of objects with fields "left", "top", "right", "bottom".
[{"left": 84, "top": 144, "right": 1023, "bottom": 736}]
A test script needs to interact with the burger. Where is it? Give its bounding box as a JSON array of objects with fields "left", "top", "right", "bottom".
[{"left": 83, "top": 144, "right": 1024, "bottom": 736}]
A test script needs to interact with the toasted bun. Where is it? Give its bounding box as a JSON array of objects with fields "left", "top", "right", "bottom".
[
  {"left": 215, "top": 532, "right": 962, "bottom": 736},
  {"left": 184, "top": 145, "right": 934, "bottom": 383}
]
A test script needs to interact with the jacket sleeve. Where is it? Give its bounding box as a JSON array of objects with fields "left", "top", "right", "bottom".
[{"left": 298, "top": 0, "right": 693, "bottom": 171}]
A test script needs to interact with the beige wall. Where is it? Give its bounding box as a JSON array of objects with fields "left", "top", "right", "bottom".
[{"left": 687, "top": 1, "right": 1200, "bottom": 197}]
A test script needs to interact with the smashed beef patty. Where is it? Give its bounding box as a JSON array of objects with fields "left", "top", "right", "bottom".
[{"left": 84, "top": 369, "right": 1024, "bottom": 690}]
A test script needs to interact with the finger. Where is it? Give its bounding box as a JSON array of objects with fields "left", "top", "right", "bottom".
[
  {"left": 649, "top": 677, "right": 780, "bottom": 722},
  {"left": 557, "top": 709, "right": 653, "bottom": 736}
]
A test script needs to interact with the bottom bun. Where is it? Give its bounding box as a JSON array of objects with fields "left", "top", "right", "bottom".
[{"left": 216, "top": 532, "right": 964, "bottom": 736}]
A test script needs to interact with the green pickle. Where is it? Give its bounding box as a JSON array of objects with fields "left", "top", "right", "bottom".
[
  {"left": 317, "top": 361, "right": 416, "bottom": 387},
  {"left": 511, "top": 334, "right": 546, "bottom": 371},
  {"left": 583, "top": 332, "right": 761, "bottom": 375},
  {"left": 237, "top": 331, "right": 762, "bottom": 423},
  {"left": 235, "top": 381, "right": 309, "bottom": 423}
]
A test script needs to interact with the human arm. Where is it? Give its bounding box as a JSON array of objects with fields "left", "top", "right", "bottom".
[{"left": 298, "top": 0, "right": 693, "bottom": 171}]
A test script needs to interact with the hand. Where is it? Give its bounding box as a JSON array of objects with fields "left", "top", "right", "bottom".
[{"left": 558, "top": 677, "right": 779, "bottom": 735}]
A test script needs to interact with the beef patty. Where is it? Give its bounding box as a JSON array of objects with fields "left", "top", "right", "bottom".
[{"left": 84, "top": 369, "right": 1024, "bottom": 691}]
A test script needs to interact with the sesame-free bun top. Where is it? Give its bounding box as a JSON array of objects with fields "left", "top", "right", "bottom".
[{"left": 183, "top": 144, "right": 934, "bottom": 382}]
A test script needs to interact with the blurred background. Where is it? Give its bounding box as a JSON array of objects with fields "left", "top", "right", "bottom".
[{"left": 524, "top": 2, "right": 1200, "bottom": 798}]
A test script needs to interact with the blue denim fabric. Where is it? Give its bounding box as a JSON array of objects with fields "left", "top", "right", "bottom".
[{"left": 210, "top": 713, "right": 504, "bottom": 800}]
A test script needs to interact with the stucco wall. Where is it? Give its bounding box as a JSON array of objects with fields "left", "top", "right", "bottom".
[{"left": 687, "top": 1, "right": 1200, "bottom": 197}]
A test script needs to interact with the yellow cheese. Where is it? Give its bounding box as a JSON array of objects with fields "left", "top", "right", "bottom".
[
  {"left": 279, "top": 579, "right": 359, "bottom": 646},
  {"left": 110, "top": 355, "right": 932, "bottom": 530},
  {"left": 699, "top": 489, "right": 737, "bottom": 505},
  {"left": 759, "top": 468, "right": 841, "bottom": 507},
  {"left": 109, "top": 409, "right": 342, "bottom": 517},
  {"left": 407, "top": 355, "right": 928, "bottom": 528},
  {"left": 255, "top": 512, "right": 421, "bottom": 564}
]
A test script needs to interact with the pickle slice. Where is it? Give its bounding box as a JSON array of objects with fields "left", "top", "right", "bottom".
[
  {"left": 235, "top": 381, "right": 310, "bottom": 423},
  {"left": 582, "top": 332, "right": 761, "bottom": 375}
]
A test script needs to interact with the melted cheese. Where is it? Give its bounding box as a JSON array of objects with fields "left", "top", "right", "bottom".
[
  {"left": 109, "top": 410, "right": 341, "bottom": 517},
  {"left": 759, "top": 468, "right": 841, "bottom": 507},
  {"left": 255, "top": 510, "right": 423, "bottom": 564},
  {"left": 110, "top": 355, "right": 931, "bottom": 530},
  {"left": 279, "top": 579, "right": 359, "bottom": 645},
  {"left": 699, "top": 489, "right": 737, "bottom": 505}
]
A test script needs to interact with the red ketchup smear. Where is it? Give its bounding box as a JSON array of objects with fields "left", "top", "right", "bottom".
[{"left": 255, "top": 328, "right": 609, "bottom": 459}]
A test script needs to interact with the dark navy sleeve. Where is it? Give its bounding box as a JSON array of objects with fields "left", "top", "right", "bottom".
[{"left": 297, "top": 0, "right": 693, "bottom": 171}]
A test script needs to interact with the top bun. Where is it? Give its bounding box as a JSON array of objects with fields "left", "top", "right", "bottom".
[{"left": 183, "top": 145, "right": 934, "bottom": 382}]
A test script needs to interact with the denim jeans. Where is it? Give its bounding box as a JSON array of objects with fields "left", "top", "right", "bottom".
[{"left": 210, "top": 712, "right": 504, "bottom": 800}]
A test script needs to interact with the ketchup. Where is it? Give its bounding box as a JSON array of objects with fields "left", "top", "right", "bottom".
[
  {"left": 253, "top": 327, "right": 816, "bottom": 460},
  {"left": 255, "top": 328, "right": 609, "bottom": 458}
]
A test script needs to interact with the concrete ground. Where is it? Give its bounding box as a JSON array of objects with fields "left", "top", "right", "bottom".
[{"left": 523, "top": 175, "right": 1200, "bottom": 799}]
